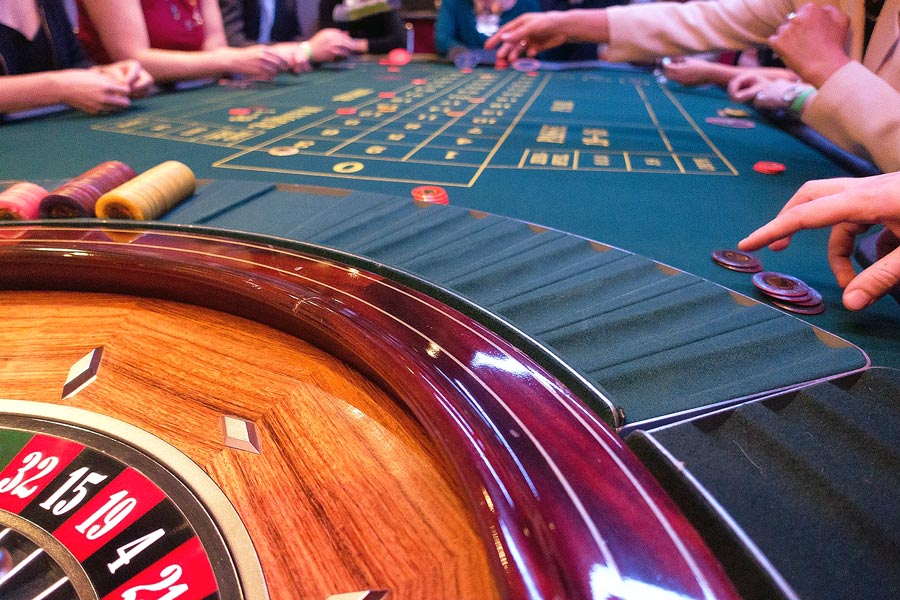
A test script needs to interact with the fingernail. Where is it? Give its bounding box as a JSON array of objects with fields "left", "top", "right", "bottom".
[{"left": 844, "top": 289, "right": 871, "bottom": 310}]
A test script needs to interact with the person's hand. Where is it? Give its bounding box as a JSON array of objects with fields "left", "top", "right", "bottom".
[
  {"left": 219, "top": 45, "right": 288, "bottom": 80},
  {"left": 52, "top": 69, "right": 132, "bottom": 114},
  {"left": 768, "top": 3, "right": 851, "bottom": 87},
  {"left": 663, "top": 57, "right": 736, "bottom": 88},
  {"left": 484, "top": 11, "right": 570, "bottom": 61},
  {"left": 727, "top": 68, "right": 800, "bottom": 104},
  {"left": 747, "top": 78, "right": 809, "bottom": 111},
  {"left": 95, "top": 59, "right": 154, "bottom": 97},
  {"left": 306, "top": 28, "right": 357, "bottom": 62},
  {"left": 270, "top": 43, "right": 313, "bottom": 73},
  {"left": 739, "top": 173, "right": 900, "bottom": 310},
  {"left": 351, "top": 38, "right": 368, "bottom": 54}
]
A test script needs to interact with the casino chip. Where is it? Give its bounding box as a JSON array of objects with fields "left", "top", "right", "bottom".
[
  {"left": 512, "top": 58, "right": 541, "bottom": 73},
  {"left": 453, "top": 51, "right": 480, "bottom": 70},
  {"left": 387, "top": 48, "right": 411, "bottom": 66},
  {"left": 752, "top": 272, "right": 810, "bottom": 298},
  {"left": 411, "top": 185, "right": 449, "bottom": 205},
  {"left": 268, "top": 146, "right": 300, "bottom": 156},
  {"left": 770, "top": 297, "right": 826, "bottom": 315},
  {"left": 753, "top": 161, "right": 786, "bottom": 175},
  {"left": 751, "top": 271, "right": 825, "bottom": 314},
  {"left": 717, "top": 107, "right": 750, "bottom": 118},
  {"left": 705, "top": 116, "right": 756, "bottom": 129},
  {"left": 711, "top": 249, "right": 762, "bottom": 273}
]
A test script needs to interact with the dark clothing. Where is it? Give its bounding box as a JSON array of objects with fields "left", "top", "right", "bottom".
[
  {"left": 219, "top": 0, "right": 304, "bottom": 46},
  {"left": 538, "top": 0, "right": 623, "bottom": 62},
  {"left": 318, "top": 0, "right": 405, "bottom": 55},
  {"left": 0, "top": 0, "right": 90, "bottom": 75},
  {"left": 434, "top": 0, "right": 537, "bottom": 56}
]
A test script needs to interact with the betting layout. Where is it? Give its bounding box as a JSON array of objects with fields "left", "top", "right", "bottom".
[
  {"left": 0, "top": 409, "right": 262, "bottom": 599},
  {"left": 91, "top": 62, "right": 738, "bottom": 189}
]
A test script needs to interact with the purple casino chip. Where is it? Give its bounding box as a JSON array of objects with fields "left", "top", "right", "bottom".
[
  {"left": 705, "top": 116, "right": 756, "bottom": 129},
  {"left": 771, "top": 298, "right": 825, "bottom": 315},
  {"left": 752, "top": 271, "right": 812, "bottom": 298},
  {"left": 512, "top": 58, "right": 541, "bottom": 72},
  {"left": 712, "top": 249, "right": 762, "bottom": 272}
]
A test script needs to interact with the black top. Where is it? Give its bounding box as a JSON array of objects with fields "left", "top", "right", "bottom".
[
  {"left": 0, "top": 0, "right": 90, "bottom": 75},
  {"left": 219, "top": 0, "right": 303, "bottom": 46},
  {"left": 865, "top": 0, "right": 886, "bottom": 52},
  {"left": 536, "top": 0, "right": 626, "bottom": 62},
  {"left": 318, "top": 0, "right": 405, "bottom": 55}
]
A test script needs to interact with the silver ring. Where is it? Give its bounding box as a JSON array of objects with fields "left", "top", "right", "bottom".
[
  {"left": 519, "top": 40, "right": 528, "bottom": 46},
  {"left": 786, "top": 11, "right": 796, "bottom": 20}
]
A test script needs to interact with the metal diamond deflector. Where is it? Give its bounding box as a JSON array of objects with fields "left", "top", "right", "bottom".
[
  {"left": 222, "top": 415, "right": 262, "bottom": 454},
  {"left": 61, "top": 347, "right": 103, "bottom": 400}
]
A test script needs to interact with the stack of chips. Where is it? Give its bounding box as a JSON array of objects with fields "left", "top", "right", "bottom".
[
  {"left": 712, "top": 249, "right": 824, "bottom": 314},
  {"left": 752, "top": 271, "right": 825, "bottom": 315},
  {"left": 410, "top": 185, "right": 449, "bottom": 205},
  {"left": 95, "top": 160, "right": 196, "bottom": 220},
  {"left": 0, "top": 182, "right": 48, "bottom": 220},
  {"left": 39, "top": 161, "right": 137, "bottom": 218},
  {"left": 711, "top": 249, "right": 762, "bottom": 273}
]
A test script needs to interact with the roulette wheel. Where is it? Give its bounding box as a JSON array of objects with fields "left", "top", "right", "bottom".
[{"left": 0, "top": 223, "right": 736, "bottom": 600}]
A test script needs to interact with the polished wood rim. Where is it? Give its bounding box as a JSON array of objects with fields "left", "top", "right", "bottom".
[{"left": 0, "top": 224, "right": 740, "bottom": 599}]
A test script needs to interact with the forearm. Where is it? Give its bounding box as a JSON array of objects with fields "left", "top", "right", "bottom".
[
  {"left": 199, "top": 0, "right": 230, "bottom": 48},
  {"left": 129, "top": 48, "right": 232, "bottom": 82},
  {"left": 0, "top": 73, "right": 67, "bottom": 112},
  {"left": 802, "top": 62, "right": 900, "bottom": 173},
  {"left": 553, "top": 9, "right": 610, "bottom": 43},
  {"left": 603, "top": 0, "right": 793, "bottom": 62}
]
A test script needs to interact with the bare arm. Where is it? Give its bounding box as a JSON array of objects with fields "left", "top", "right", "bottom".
[
  {"left": 0, "top": 70, "right": 130, "bottom": 114},
  {"left": 198, "top": 0, "right": 230, "bottom": 50},
  {"left": 485, "top": 9, "right": 610, "bottom": 60},
  {"left": 80, "top": 0, "right": 286, "bottom": 82}
]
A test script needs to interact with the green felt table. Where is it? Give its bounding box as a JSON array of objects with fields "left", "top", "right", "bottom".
[{"left": 1, "top": 59, "right": 897, "bottom": 390}]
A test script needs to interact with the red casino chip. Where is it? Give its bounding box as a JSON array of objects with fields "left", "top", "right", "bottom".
[
  {"left": 411, "top": 186, "right": 449, "bottom": 205},
  {"left": 387, "top": 48, "right": 412, "bottom": 66},
  {"left": 753, "top": 161, "right": 786, "bottom": 175}
]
